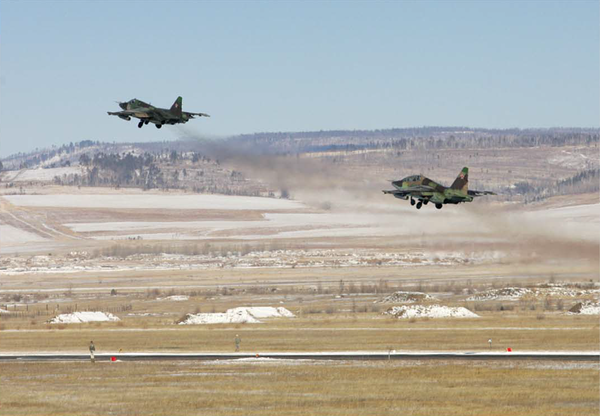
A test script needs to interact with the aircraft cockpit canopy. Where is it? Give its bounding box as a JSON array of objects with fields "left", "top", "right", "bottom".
[{"left": 402, "top": 175, "right": 421, "bottom": 182}]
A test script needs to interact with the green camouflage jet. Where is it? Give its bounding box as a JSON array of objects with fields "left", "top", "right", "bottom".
[
  {"left": 383, "top": 167, "right": 495, "bottom": 210},
  {"left": 108, "top": 96, "right": 209, "bottom": 129}
]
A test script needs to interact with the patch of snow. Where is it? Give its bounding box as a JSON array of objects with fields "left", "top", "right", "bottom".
[
  {"left": 385, "top": 305, "right": 479, "bottom": 319},
  {"left": 375, "top": 291, "right": 436, "bottom": 304},
  {"left": 157, "top": 295, "right": 189, "bottom": 301},
  {"left": 568, "top": 301, "right": 600, "bottom": 315},
  {"left": 48, "top": 311, "right": 120, "bottom": 324},
  {"left": 126, "top": 313, "right": 166, "bottom": 317},
  {"left": 0, "top": 224, "right": 48, "bottom": 245},
  {"left": 179, "top": 306, "right": 295, "bottom": 325},
  {"left": 5, "top": 194, "right": 305, "bottom": 211},
  {"left": 229, "top": 307, "right": 295, "bottom": 318},
  {"left": 179, "top": 309, "right": 260, "bottom": 325},
  {"left": 467, "top": 287, "right": 533, "bottom": 301},
  {"left": 468, "top": 285, "right": 599, "bottom": 301},
  {"left": 547, "top": 151, "right": 595, "bottom": 170},
  {"left": 1, "top": 167, "right": 85, "bottom": 182}
]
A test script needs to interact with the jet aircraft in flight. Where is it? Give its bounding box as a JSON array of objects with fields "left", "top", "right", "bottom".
[
  {"left": 108, "top": 96, "right": 209, "bottom": 128},
  {"left": 383, "top": 167, "right": 495, "bottom": 209}
]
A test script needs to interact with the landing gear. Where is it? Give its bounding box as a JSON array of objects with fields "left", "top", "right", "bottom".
[
  {"left": 137, "top": 120, "right": 144, "bottom": 128},
  {"left": 416, "top": 201, "right": 423, "bottom": 209},
  {"left": 435, "top": 203, "right": 443, "bottom": 209},
  {"left": 410, "top": 198, "right": 415, "bottom": 206},
  {"left": 155, "top": 123, "right": 162, "bottom": 129},
  {"left": 423, "top": 200, "right": 429, "bottom": 205},
  {"left": 144, "top": 120, "right": 149, "bottom": 125}
]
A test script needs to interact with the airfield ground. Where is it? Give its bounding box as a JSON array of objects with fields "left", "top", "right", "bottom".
[
  {"left": 0, "top": 185, "right": 598, "bottom": 415},
  {"left": 2, "top": 360, "right": 598, "bottom": 416}
]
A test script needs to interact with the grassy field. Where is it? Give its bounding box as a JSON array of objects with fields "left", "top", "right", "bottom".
[
  {"left": 1, "top": 359, "right": 598, "bottom": 416},
  {"left": 1, "top": 315, "right": 597, "bottom": 353}
]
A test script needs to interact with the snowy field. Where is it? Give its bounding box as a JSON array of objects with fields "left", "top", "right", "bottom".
[
  {"left": 1, "top": 189, "right": 598, "bottom": 265},
  {"left": 0, "top": 224, "right": 48, "bottom": 245},
  {"left": 0, "top": 167, "right": 84, "bottom": 182},
  {"left": 62, "top": 206, "right": 598, "bottom": 242},
  {"left": 4, "top": 194, "right": 306, "bottom": 210},
  {"left": 537, "top": 203, "right": 600, "bottom": 223},
  {"left": 529, "top": 203, "right": 600, "bottom": 241},
  {"left": 6, "top": 195, "right": 598, "bottom": 243}
]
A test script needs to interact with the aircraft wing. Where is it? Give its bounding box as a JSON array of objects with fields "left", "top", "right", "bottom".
[
  {"left": 468, "top": 190, "right": 497, "bottom": 196},
  {"left": 107, "top": 109, "right": 155, "bottom": 119},
  {"left": 383, "top": 185, "right": 435, "bottom": 196},
  {"left": 184, "top": 111, "right": 210, "bottom": 118}
]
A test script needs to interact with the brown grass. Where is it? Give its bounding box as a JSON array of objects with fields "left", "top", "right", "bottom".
[
  {"left": 0, "top": 360, "right": 598, "bottom": 416},
  {"left": 1, "top": 314, "right": 597, "bottom": 353}
]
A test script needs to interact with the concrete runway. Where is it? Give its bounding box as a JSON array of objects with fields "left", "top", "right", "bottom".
[{"left": 1, "top": 351, "right": 598, "bottom": 362}]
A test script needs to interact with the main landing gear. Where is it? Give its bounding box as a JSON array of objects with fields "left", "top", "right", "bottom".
[
  {"left": 155, "top": 123, "right": 162, "bottom": 129},
  {"left": 137, "top": 120, "right": 144, "bottom": 128},
  {"left": 411, "top": 198, "right": 425, "bottom": 209},
  {"left": 435, "top": 203, "right": 443, "bottom": 209}
]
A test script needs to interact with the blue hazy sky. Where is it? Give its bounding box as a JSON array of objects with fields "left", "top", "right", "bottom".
[{"left": 1, "top": 1, "right": 598, "bottom": 156}]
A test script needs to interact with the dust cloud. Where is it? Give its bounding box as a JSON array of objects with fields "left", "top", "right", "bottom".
[{"left": 173, "top": 128, "right": 599, "bottom": 270}]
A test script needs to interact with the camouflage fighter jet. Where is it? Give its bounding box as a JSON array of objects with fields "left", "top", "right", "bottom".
[
  {"left": 108, "top": 96, "right": 209, "bottom": 129},
  {"left": 383, "top": 167, "right": 495, "bottom": 210}
]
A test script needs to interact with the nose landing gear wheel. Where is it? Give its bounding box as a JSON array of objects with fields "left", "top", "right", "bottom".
[
  {"left": 410, "top": 198, "right": 415, "bottom": 206},
  {"left": 435, "top": 203, "right": 443, "bottom": 209},
  {"left": 416, "top": 201, "right": 423, "bottom": 209}
]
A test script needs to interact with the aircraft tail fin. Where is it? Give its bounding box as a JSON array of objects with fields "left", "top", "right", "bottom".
[
  {"left": 450, "top": 167, "right": 469, "bottom": 193},
  {"left": 170, "top": 96, "right": 183, "bottom": 117}
]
